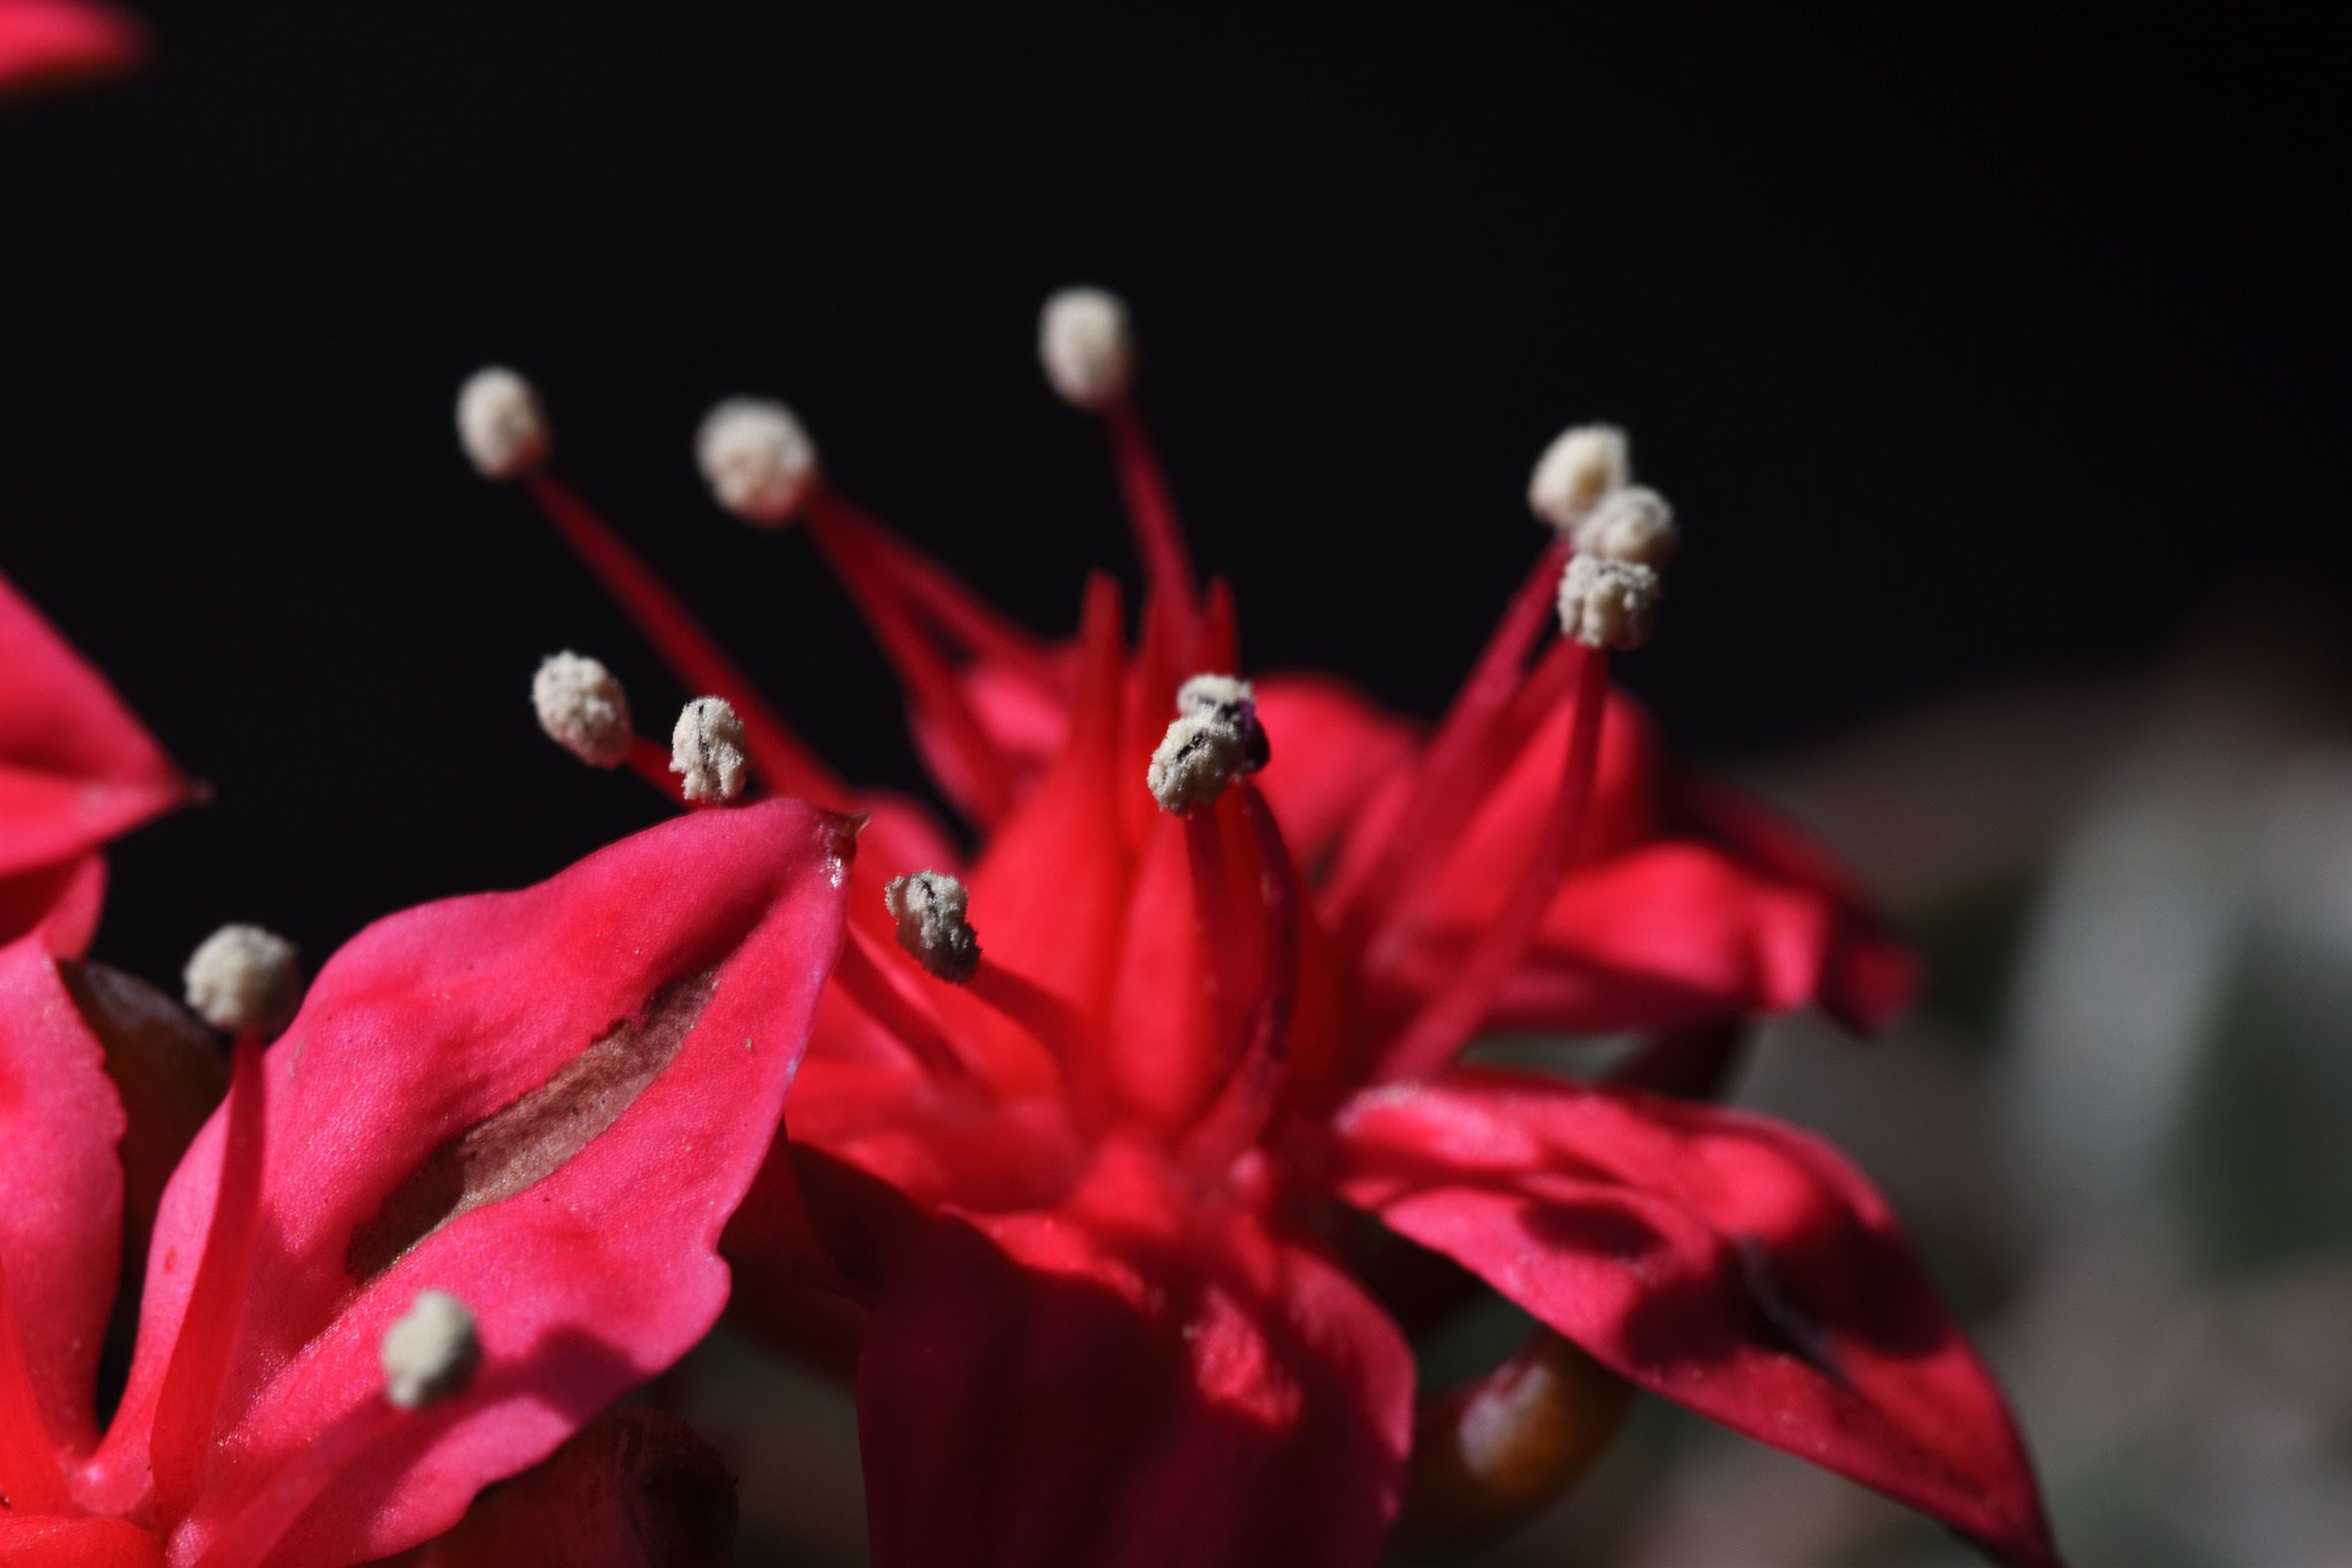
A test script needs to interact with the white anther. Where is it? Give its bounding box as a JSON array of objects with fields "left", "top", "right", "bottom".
[
  {"left": 182, "top": 924, "right": 301, "bottom": 1036},
  {"left": 883, "top": 870, "right": 981, "bottom": 985},
  {"left": 456, "top": 366, "right": 550, "bottom": 481},
  {"left": 381, "top": 1290, "right": 480, "bottom": 1410},
  {"left": 670, "top": 697, "right": 749, "bottom": 803},
  {"left": 1177, "top": 672, "right": 1270, "bottom": 774},
  {"left": 1528, "top": 423, "right": 1630, "bottom": 531},
  {"left": 1040, "top": 288, "right": 1135, "bottom": 410},
  {"left": 696, "top": 398, "right": 819, "bottom": 527},
  {"left": 532, "top": 652, "right": 633, "bottom": 769},
  {"left": 1147, "top": 712, "right": 1245, "bottom": 813},
  {"left": 1556, "top": 554, "right": 1663, "bottom": 650},
  {"left": 1573, "top": 486, "right": 1680, "bottom": 568}
]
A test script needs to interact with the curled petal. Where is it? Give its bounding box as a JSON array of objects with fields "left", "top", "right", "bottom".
[
  {"left": 0, "top": 572, "right": 189, "bottom": 889},
  {"left": 1329, "top": 1069, "right": 2058, "bottom": 1568},
  {"left": 857, "top": 1142, "right": 1412, "bottom": 1568},
  {"left": 83, "top": 799, "right": 853, "bottom": 1564}
]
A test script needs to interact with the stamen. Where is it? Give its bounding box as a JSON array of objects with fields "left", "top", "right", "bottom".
[
  {"left": 871, "top": 874, "right": 1085, "bottom": 1093},
  {"left": 181, "top": 924, "right": 301, "bottom": 1038},
  {"left": 1527, "top": 422, "right": 1628, "bottom": 531},
  {"left": 0, "top": 1256, "right": 71, "bottom": 1515},
  {"left": 1147, "top": 712, "right": 1244, "bottom": 815},
  {"left": 882, "top": 871, "right": 980, "bottom": 985},
  {"left": 1178, "top": 784, "right": 1301, "bottom": 1176},
  {"left": 1177, "top": 672, "right": 1269, "bottom": 773},
  {"left": 380, "top": 1289, "right": 480, "bottom": 1410},
  {"left": 806, "top": 495, "right": 1017, "bottom": 824},
  {"left": 832, "top": 931, "right": 970, "bottom": 1079},
  {"left": 532, "top": 651, "right": 633, "bottom": 769},
  {"left": 149, "top": 1033, "right": 269, "bottom": 1522},
  {"left": 696, "top": 398, "right": 820, "bottom": 528},
  {"left": 1039, "top": 288, "right": 1136, "bottom": 411},
  {"left": 669, "top": 697, "right": 749, "bottom": 803},
  {"left": 456, "top": 366, "right": 550, "bottom": 481},
  {"left": 1573, "top": 485, "right": 1679, "bottom": 568},
  {"left": 1040, "top": 287, "right": 1201, "bottom": 634},
  {"left": 1327, "top": 534, "right": 1572, "bottom": 930},
  {"left": 497, "top": 440, "right": 841, "bottom": 803},
  {"left": 1556, "top": 554, "right": 1663, "bottom": 649},
  {"left": 1374, "top": 643, "right": 1610, "bottom": 1084}
]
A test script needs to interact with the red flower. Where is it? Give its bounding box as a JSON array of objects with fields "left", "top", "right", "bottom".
[
  {"left": 471, "top": 289, "right": 2051, "bottom": 1567},
  {"left": 0, "top": 0, "right": 141, "bottom": 95},
  {"left": 0, "top": 796, "right": 853, "bottom": 1565},
  {"left": 0, "top": 570, "right": 193, "bottom": 954}
]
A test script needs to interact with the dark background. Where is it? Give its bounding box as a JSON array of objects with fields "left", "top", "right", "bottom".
[{"left": 2, "top": 4, "right": 2342, "bottom": 992}]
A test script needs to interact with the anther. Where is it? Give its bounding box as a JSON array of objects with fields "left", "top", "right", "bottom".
[
  {"left": 456, "top": 366, "right": 550, "bottom": 481},
  {"left": 1041, "top": 288, "right": 1135, "bottom": 410},
  {"left": 1555, "top": 554, "right": 1662, "bottom": 650},
  {"left": 182, "top": 924, "right": 301, "bottom": 1036},
  {"left": 380, "top": 1289, "right": 480, "bottom": 1410},
  {"left": 696, "top": 398, "right": 819, "bottom": 527},
  {"left": 1573, "top": 485, "right": 1679, "bottom": 568},
  {"left": 883, "top": 871, "right": 981, "bottom": 985},
  {"left": 1527, "top": 423, "right": 1629, "bottom": 531},
  {"left": 670, "top": 697, "right": 749, "bottom": 803},
  {"left": 532, "top": 651, "right": 633, "bottom": 769},
  {"left": 1177, "top": 672, "right": 1270, "bottom": 773},
  {"left": 1148, "top": 712, "right": 1245, "bottom": 813}
]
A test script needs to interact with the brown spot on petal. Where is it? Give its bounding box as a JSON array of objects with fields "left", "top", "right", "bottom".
[{"left": 345, "top": 970, "right": 719, "bottom": 1281}]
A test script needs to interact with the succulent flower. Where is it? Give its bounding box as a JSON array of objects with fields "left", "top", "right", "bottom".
[{"left": 472, "top": 289, "right": 2051, "bottom": 1566}]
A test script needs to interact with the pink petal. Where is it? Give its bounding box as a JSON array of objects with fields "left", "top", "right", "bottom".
[
  {"left": 82, "top": 799, "right": 853, "bottom": 1565},
  {"left": 0, "top": 854, "right": 106, "bottom": 955},
  {"left": 857, "top": 1141, "right": 1413, "bottom": 1567},
  {"left": 0, "top": 933, "right": 128, "bottom": 1458},
  {"left": 0, "top": 573, "right": 188, "bottom": 884},
  {"left": 1328, "top": 1069, "right": 2058, "bottom": 1567}
]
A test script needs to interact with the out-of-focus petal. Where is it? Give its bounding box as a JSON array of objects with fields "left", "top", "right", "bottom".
[
  {"left": 1328, "top": 1069, "right": 2059, "bottom": 1568},
  {"left": 856, "top": 1141, "right": 1412, "bottom": 1568},
  {"left": 0, "top": 0, "right": 142, "bottom": 93}
]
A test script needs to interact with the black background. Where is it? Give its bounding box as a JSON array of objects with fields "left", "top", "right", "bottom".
[{"left": 2, "top": 4, "right": 2342, "bottom": 992}]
